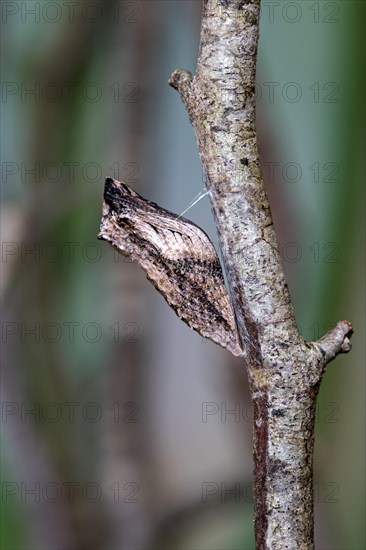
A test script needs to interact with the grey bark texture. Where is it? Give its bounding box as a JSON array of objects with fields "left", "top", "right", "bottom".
[
  {"left": 99, "top": 0, "right": 353, "bottom": 548},
  {"left": 168, "top": 1, "right": 353, "bottom": 548}
]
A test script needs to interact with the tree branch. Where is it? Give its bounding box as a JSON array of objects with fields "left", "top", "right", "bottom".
[
  {"left": 314, "top": 320, "right": 353, "bottom": 363},
  {"left": 99, "top": 0, "right": 353, "bottom": 548},
  {"left": 165, "top": 2, "right": 353, "bottom": 548}
]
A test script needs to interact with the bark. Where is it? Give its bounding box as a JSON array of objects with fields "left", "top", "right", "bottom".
[
  {"left": 168, "top": 1, "right": 352, "bottom": 548},
  {"left": 99, "top": 0, "right": 353, "bottom": 548}
]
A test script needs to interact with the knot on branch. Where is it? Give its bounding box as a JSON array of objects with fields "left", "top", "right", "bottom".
[
  {"left": 168, "top": 69, "right": 195, "bottom": 111},
  {"left": 314, "top": 320, "right": 353, "bottom": 364},
  {"left": 168, "top": 69, "right": 193, "bottom": 92}
]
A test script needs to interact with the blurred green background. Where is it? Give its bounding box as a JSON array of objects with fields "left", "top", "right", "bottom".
[{"left": 1, "top": 1, "right": 364, "bottom": 549}]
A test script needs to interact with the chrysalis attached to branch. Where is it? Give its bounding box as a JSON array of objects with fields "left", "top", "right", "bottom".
[{"left": 98, "top": 178, "right": 242, "bottom": 356}]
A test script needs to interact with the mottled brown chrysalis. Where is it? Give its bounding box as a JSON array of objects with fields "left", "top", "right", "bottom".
[{"left": 98, "top": 178, "right": 242, "bottom": 356}]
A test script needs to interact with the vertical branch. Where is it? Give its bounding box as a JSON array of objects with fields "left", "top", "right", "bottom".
[
  {"left": 99, "top": 1, "right": 353, "bottom": 547},
  {"left": 168, "top": 1, "right": 353, "bottom": 548}
]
